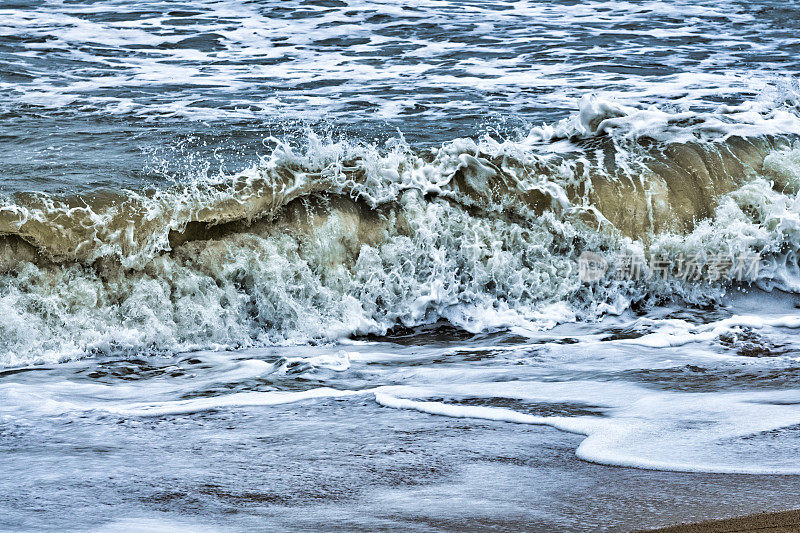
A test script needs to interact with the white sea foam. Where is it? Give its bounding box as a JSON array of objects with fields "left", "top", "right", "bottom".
[
  {"left": 0, "top": 119, "right": 799, "bottom": 366},
  {"left": 1, "top": 0, "right": 797, "bottom": 126},
  {"left": 110, "top": 387, "right": 364, "bottom": 417},
  {"left": 376, "top": 383, "right": 800, "bottom": 475},
  {"left": 2, "top": 307, "right": 799, "bottom": 478}
]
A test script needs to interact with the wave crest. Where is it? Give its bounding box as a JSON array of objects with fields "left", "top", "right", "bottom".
[{"left": 3, "top": 97, "right": 800, "bottom": 366}]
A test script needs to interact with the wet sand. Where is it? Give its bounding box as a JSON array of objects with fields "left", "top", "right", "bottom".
[
  {"left": 645, "top": 509, "right": 800, "bottom": 532},
  {"left": 3, "top": 390, "right": 800, "bottom": 531}
]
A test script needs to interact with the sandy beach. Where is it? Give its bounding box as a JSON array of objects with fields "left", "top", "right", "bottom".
[{"left": 646, "top": 509, "right": 800, "bottom": 532}]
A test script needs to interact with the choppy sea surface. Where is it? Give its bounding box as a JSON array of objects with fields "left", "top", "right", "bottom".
[{"left": 3, "top": 0, "right": 800, "bottom": 530}]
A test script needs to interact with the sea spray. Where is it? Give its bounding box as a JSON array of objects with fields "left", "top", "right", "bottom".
[{"left": 2, "top": 99, "right": 800, "bottom": 366}]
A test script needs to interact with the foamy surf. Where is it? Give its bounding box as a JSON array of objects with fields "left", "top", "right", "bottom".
[
  {"left": 375, "top": 383, "right": 800, "bottom": 475},
  {"left": 1, "top": 97, "right": 800, "bottom": 366},
  {"left": 5, "top": 1, "right": 800, "bottom": 529},
  {"left": 4, "top": 298, "right": 800, "bottom": 478}
]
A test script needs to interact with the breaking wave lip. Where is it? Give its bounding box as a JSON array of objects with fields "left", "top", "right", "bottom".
[{"left": 3, "top": 94, "right": 800, "bottom": 366}]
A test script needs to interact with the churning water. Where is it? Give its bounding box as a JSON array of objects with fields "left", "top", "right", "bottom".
[{"left": 3, "top": 1, "right": 800, "bottom": 530}]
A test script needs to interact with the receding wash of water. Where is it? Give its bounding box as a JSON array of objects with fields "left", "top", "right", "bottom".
[{"left": 2, "top": 1, "right": 800, "bottom": 531}]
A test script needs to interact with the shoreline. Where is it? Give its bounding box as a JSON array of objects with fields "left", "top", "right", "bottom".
[{"left": 645, "top": 509, "right": 800, "bottom": 532}]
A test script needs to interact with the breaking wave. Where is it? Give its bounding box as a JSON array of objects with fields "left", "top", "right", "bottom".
[{"left": 4, "top": 95, "right": 800, "bottom": 366}]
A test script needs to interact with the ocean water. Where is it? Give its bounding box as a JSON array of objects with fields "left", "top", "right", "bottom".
[{"left": 3, "top": 0, "right": 800, "bottom": 530}]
